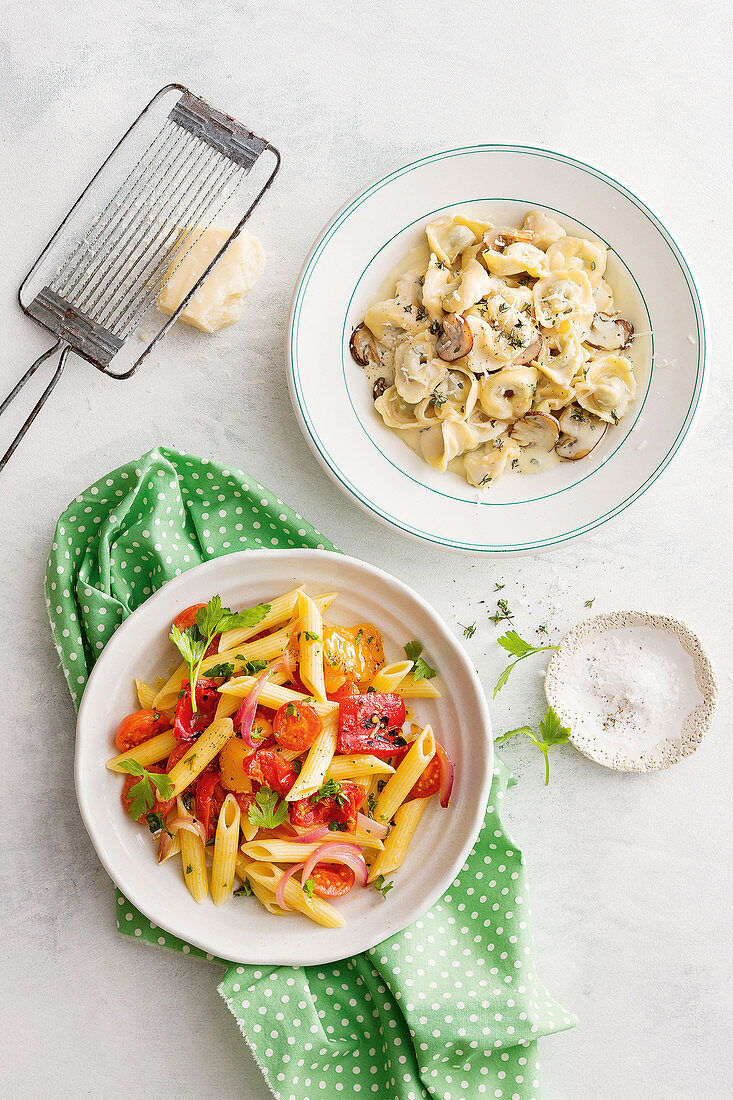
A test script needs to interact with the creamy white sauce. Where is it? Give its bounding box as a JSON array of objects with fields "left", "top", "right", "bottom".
[{"left": 563, "top": 627, "right": 702, "bottom": 758}]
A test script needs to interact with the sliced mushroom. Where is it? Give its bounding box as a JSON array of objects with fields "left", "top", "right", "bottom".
[
  {"left": 513, "top": 333, "right": 543, "bottom": 366},
  {"left": 555, "top": 405, "right": 608, "bottom": 460},
  {"left": 349, "top": 323, "right": 381, "bottom": 367},
  {"left": 585, "top": 312, "right": 634, "bottom": 351},
  {"left": 477, "top": 227, "right": 534, "bottom": 273},
  {"left": 436, "top": 313, "right": 473, "bottom": 361},
  {"left": 372, "top": 377, "right": 387, "bottom": 400},
  {"left": 511, "top": 412, "right": 560, "bottom": 450}
]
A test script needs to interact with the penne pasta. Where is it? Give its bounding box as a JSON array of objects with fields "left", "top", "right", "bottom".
[
  {"left": 326, "top": 755, "right": 395, "bottom": 781},
  {"left": 296, "top": 590, "right": 326, "bottom": 703},
  {"left": 367, "top": 796, "right": 430, "bottom": 882},
  {"left": 211, "top": 793, "right": 240, "bottom": 906},
  {"left": 155, "top": 593, "right": 338, "bottom": 710},
  {"left": 167, "top": 718, "right": 234, "bottom": 798},
  {"left": 106, "top": 730, "right": 178, "bottom": 772},
  {"left": 177, "top": 797, "right": 208, "bottom": 902},
  {"left": 285, "top": 712, "right": 338, "bottom": 801},
  {"left": 244, "top": 861, "right": 345, "bottom": 928},
  {"left": 219, "top": 678, "right": 338, "bottom": 720},
  {"left": 242, "top": 840, "right": 327, "bottom": 863},
  {"left": 370, "top": 660, "right": 413, "bottom": 694},
  {"left": 394, "top": 674, "right": 442, "bottom": 699},
  {"left": 214, "top": 661, "right": 289, "bottom": 720},
  {"left": 372, "top": 725, "right": 436, "bottom": 824},
  {"left": 219, "top": 588, "right": 302, "bottom": 651},
  {"left": 135, "top": 678, "right": 158, "bottom": 709},
  {"left": 235, "top": 854, "right": 289, "bottom": 914}
]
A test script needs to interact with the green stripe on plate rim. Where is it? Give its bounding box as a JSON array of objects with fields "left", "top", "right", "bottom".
[
  {"left": 340, "top": 196, "right": 654, "bottom": 506},
  {"left": 289, "top": 144, "right": 706, "bottom": 553}
]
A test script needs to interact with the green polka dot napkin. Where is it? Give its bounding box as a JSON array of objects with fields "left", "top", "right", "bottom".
[{"left": 46, "top": 445, "right": 575, "bottom": 1100}]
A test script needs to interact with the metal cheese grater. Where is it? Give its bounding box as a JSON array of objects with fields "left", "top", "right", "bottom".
[{"left": 1, "top": 83, "right": 280, "bottom": 471}]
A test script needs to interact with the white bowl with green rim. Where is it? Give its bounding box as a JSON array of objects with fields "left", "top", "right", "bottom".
[{"left": 287, "top": 146, "right": 707, "bottom": 555}]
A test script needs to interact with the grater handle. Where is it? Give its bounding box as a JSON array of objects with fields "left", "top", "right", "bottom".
[{"left": 0, "top": 340, "right": 70, "bottom": 472}]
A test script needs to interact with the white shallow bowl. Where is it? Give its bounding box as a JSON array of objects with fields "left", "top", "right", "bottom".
[
  {"left": 76, "top": 549, "right": 493, "bottom": 964},
  {"left": 288, "top": 145, "right": 707, "bottom": 555},
  {"left": 545, "top": 611, "right": 718, "bottom": 772}
]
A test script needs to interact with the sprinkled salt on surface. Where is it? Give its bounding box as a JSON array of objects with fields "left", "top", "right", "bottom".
[{"left": 564, "top": 626, "right": 702, "bottom": 756}]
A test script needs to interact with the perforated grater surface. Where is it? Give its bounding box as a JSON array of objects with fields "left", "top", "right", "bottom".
[{"left": 2, "top": 83, "right": 280, "bottom": 471}]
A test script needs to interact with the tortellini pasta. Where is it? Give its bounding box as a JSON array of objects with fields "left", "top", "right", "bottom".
[{"left": 350, "top": 208, "right": 638, "bottom": 488}]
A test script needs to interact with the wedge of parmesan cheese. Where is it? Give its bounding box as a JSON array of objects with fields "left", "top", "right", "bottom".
[{"left": 158, "top": 226, "right": 265, "bottom": 333}]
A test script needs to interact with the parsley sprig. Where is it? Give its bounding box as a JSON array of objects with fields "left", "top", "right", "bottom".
[
  {"left": 169, "top": 596, "right": 270, "bottom": 713},
  {"left": 247, "top": 786, "right": 289, "bottom": 830},
  {"left": 313, "top": 777, "right": 346, "bottom": 806},
  {"left": 404, "top": 640, "right": 437, "bottom": 681},
  {"left": 460, "top": 622, "right": 476, "bottom": 639},
  {"left": 494, "top": 630, "right": 558, "bottom": 697},
  {"left": 494, "top": 706, "right": 570, "bottom": 785},
  {"left": 234, "top": 879, "right": 253, "bottom": 897},
  {"left": 118, "top": 760, "right": 173, "bottom": 820}
]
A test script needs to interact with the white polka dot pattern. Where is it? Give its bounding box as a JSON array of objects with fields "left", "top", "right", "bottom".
[{"left": 46, "top": 445, "right": 575, "bottom": 1100}]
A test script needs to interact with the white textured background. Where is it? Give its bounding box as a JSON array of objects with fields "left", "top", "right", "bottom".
[{"left": 2, "top": 2, "right": 731, "bottom": 1097}]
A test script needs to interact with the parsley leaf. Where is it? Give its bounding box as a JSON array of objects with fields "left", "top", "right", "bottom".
[
  {"left": 118, "top": 760, "right": 173, "bottom": 820},
  {"left": 494, "top": 706, "right": 570, "bottom": 785},
  {"left": 404, "top": 640, "right": 437, "bottom": 681},
  {"left": 303, "top": 877, "right": 316, "bottom": 897},
  {"left": 328, "top": 820, "right": 348, "bottom": 832},
  {"left": 145, "top": 811, "right": 172, "bottom": 837},
  {"left": 460, "top": 622, "right": 476, "bottom": 639},
  {"left": 247, "top": 786, "right": 289, "bottom": 830},
  {"left": 493, "top": 631, "right": 558, "bottom": 697},
  {"left": 313, "top": 777, "right": 345, "bottom": 805},
  {"left": 285, "top": 702, "right": 298, "bottom": 717},
  {"left": 217, "top": 602, "right": 271, "bottom": 634},
  {"left": 584, "top": 599, "right": 595, "bottom": 608},
  {"left": 205, "top": 661, "right": 235, "bottom": 679},
  {"left": 303, "top": 630, "right": 321, "bottom": 642},
  {"left": 494, "top": 582, "right": 505, "bottom": 591},
  {"left": 234, "top": 879, "right": 253, "bottom": 897},
  {"left": 373, "top": 874, "right": 394, "bottom": 899}
]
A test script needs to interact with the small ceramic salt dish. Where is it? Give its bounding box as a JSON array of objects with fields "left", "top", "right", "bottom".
[{"left": 544, "top": 611, "right": 718, "bottom": 772}]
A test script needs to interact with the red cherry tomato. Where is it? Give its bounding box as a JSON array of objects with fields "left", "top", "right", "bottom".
[
  {"left": 173, "top": 677, "right": 219, "bottom": 741},
  {"left": 327, "top": 680, "right": 360, "bottom": 703},
  {"left": 115, "top": 709, "right": 170, "bottom": 752},
  {"left": 195, "top": 772, "right": 227, "bottom": 839},
  {"left": 241, "top": 738, "right": 276, "bottom": 784},
  {"left": 310, "top": 864, "right": 356, "bottom": 898},
  {"left": 336, "top": 693, "right": 407, "bottom": 758},
  {"left": 273, "top": 701, "right": 322, "bottom": 752},
  {"left": 172, "top": 603, "right": 207, "bottom": 633},
  {"left": 289, "top": 781, "right": 365, "bottom": 830},
  {"left": 258, "top": 750, "right": 299, "bottom": 797},
  {"left": 121, "top": 765, "right": 175, "bottom": 823},
  {"left": 233, "top": 791, "right": 256, "bottom": 818},
  {"left": 406, "top": 754, "right": 441, "bottom": 800}
]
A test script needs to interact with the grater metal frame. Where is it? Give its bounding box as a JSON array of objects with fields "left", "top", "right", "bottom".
[{"left": 2, "top": 83, "right": 281, "bottom": 471}]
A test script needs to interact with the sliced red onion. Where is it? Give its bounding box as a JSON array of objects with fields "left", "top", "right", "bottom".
[
  {"left": 302, "top": 842, "right": 368, "bottom": 889},
  {"left": 435, "top": 742, "right": 454, "bottom": 808},
  {"left": 235, "top": 668, "right": 272, "bottom": 747},
  {"left": 292, "top": 825, "right": 330, "bottom": 844},
  {"left": 275, "top": 862, "right": 304, "bottom": 910},
  {"left": 168, "top": 817, "right": 208, "bottom": 845},
  {"left": 356, "top": 813, "right": 388, "bottom": 839},
  {"left": 157, "top": 819, "right": 180, "bottom": 863}
]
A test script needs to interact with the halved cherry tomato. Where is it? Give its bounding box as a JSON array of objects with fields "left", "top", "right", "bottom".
[
  {"left": 115, "top": 709, "right": 170, "bottom": 752},
  {"left": 327, "top": 680, "right": 360, "bottom": 704},
  {"left": 121, "top": 765, "right": 175, "bottom": 823},
  {"left": 289, "top": 780, "right": 365, "bottom": 830},
  {"left": 233, "top": 791, "right": 256, "bottom": 818},
  {"left": 196, "top": 773, "right": 227, "bottom": 839},
  {"left": 259, "top": 751, "right": 299, "bottom": 797},
  {"left": 241, "top": 738, "right": 276, "bottom": 784},
  {"left": 173, "top": 677, "right": 219, "bottom": 741},
  {"left": 172, "top": 603, "right": 207, "bottom": 632},
  {"left": 243, "top": 747, "right": 298, "bottom": 797},
  {"left": 273, "top": 701, "right": 322, "bottom": 752},
  {"left": 406, "top": 754, "right": 441, "bottom": 800},
  {"left": 310, "top": 864, "right": 355, "bottom": 898},
  {"left": 336, "top": 693, "right": 407, "bottom": 758}
]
